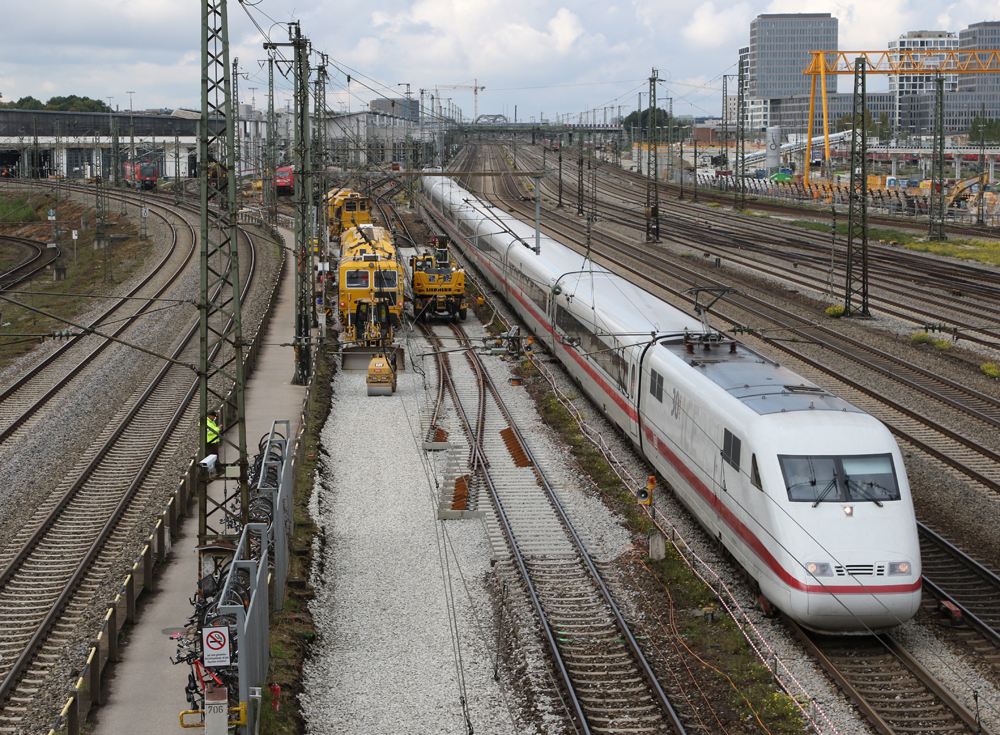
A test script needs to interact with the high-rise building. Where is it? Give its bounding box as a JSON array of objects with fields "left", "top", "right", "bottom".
[
  {"left": 888, "top": 31, "right": 958, "bottom": 95},
  {"left": 748, "top": 14, "right": 838, "bottom": 99},
  {"left": 958, "top": 21, "right": 1000, "bottom": 94}
]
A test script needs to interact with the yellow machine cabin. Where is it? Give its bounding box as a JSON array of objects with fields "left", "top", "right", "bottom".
[
  {"left": 410, "top": 235, "right": 467, "bottom": 322},
  {"left": 328, "top": 189, "right": 373, "bottom": 240},
  {"left": 366, "top": 350, "right": 398, "bottom": 397}
]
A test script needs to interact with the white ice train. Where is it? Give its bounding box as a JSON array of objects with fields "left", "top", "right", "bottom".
[{"left": 421, "top": 175, "right": 922, "bottom": 634}]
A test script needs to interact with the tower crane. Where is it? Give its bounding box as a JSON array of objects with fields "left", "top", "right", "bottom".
[{"left": 435, "top": 80, "right": 485, "bottom": 121}]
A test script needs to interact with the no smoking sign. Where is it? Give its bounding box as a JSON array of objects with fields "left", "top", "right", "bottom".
[{"left": 202, "top": 625, "right": 231, "bottom": 667}]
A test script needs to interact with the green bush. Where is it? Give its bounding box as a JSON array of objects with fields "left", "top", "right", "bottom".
[
  {"left": 910, "top": 332, "right": 932, "bottom": 345},
  {"left": 981, "top": 363, "right": 1000, "bottom": 379},
  {"left": 825, "top": 305, "right": 845, "bottom": 318},
  {"left": 0, "top": 196, "right": 41, "bottom": 223},
  {"left": 932, "top": 339, "right": 951, "bottom": 351}
]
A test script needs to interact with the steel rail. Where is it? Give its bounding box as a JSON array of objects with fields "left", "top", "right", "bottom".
[
  {"left": 0, "top": 235, "right": 54, "bottom": 288},
  {"left": 0, "top": 208, "right": 194, "bottom": 443},
  {"left": 477, "top": 150, "right": 1000, "bottom": 494},
  {"left": 456, "top": 323, "right": 687, "bottom": 735},
  {"left": 421, "top": 324, "right": 594, "bottom": 734},
  {"left": 0, "top": 221, "right": 258, "bottom": 707}
]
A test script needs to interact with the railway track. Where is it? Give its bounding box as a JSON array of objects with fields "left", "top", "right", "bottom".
[
  {"left": 518, "top": 145, "right": 1000, "bottom": 351},
  {"left": 787, "top": 621, "right": 993, "bottom": 735},
  {"left": 421, "top": 320, "right": 686, "bottom": 734},
  {"left": 0, "top": 235, "right": 59, "bottom": 290},
  {"left": 465, "top": 144, "right": 1000, "bottom": 498},
  {"left": 0, "top": 183, "right": 260, "bottom": 726},
  {"left": 0, "top": 205, "right": 195, "bottom": 445}
]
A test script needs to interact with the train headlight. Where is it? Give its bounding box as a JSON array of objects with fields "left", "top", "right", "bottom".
[
  {"left": 804, "top": 562, "right": 833, "bottom": 577},
  {"left": 888, "top": 562, "right": 911, "bottom": 576}
]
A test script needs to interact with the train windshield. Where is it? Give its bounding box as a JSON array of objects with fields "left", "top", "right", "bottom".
[
  {"left": 345, "top": 270, "right": 369, "bottom": 288},
  {"left": 778, "top": 454, "right": 900, "bottom": 504},
  {"left": 373, "top": 270, "right": 397, "bottom": 289}
]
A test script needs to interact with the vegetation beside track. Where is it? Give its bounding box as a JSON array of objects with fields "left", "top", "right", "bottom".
[
  {"left": 257, "top": 344, "right": 331, "bottom": 734},
  {"left": 0, "top": 192, "right": 150, "bottom": 370}
]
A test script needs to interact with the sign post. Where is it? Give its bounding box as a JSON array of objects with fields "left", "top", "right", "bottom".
[
  {"left": 72, "top": 230, "right": 78, "bottom": 265},
  {"left": 202, "top": 625, "right": 231, "bottom": 667}
]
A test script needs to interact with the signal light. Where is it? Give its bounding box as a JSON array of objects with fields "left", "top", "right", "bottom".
[{"left": 638, "top": 476, "right": 654, "bottom": 505}]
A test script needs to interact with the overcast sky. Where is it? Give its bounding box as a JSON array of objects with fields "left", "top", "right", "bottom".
[{"left": 1, "top": 0, "right": 997, "bottom": 122}]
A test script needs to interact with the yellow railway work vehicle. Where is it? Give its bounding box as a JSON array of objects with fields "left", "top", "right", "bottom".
[
  {"left": 328, "top": 188, "right": 373, "bottom": 240},
  {"left": 338, "top": 224, "right": 406, "bottom": 369},
  {"left": 411, "top": 235, "right": 467, "bottom": 322}
]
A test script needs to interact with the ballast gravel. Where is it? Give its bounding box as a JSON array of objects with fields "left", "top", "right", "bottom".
[{"left": 303, "top": 360, "right": 520, "bottom": 735}]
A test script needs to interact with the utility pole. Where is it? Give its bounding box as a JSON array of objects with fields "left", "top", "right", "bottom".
[
  {"left": 174, "top": 126, "right": 181, "bottom": 206},
  {"left": 139, "top": 132, "right": 151, "bottom": 240},
  {"left": 232, "top": 57, "right": 241, "bottom": 207},
  {"left": 111, "top": 116, "right": 122, "bottom": 190},
  {"left": 722, "top": 75, "right": 729, "bottom": 185},
  {"left": 126, "top": 94, "right": 135, "bottom": 217},
  {"left": 735, "top": 60, "right": 747, "bottom": 211},
  {"left": 928, "top": 73, "right": 946, "bottom": 241},
  {"left": 265, "top": 51, "right": 277, "bottom": 221},
  {"left": 645, "top": 69, "right": 660, "bottom": 242},
  {"left": 557, "top": 146, "right": 563, "bottom": 207},
  {"left": 291, "top": 23, "right": 313, "bottom": 383},
  {"left": 977, "top": 103, "right": 987, "bottom": 227},
  {"left": 315, "top": 53, "right": 329, "bottom": 330},
  {"left": 199, "top": 0, "right": 250, "bottom": 544},
  {"left": 577, "top": 131, "right": 585, "bottom": 216},
  {"left": 844, "top": 57, "right": 870, "bottom": 317},
  {"left": 692, "top": 135, "right": 699, "bottom": 203}
]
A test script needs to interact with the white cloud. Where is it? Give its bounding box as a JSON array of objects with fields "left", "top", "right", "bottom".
[{"left": 682, "top": 1, "right": 753, "bottom": 49}]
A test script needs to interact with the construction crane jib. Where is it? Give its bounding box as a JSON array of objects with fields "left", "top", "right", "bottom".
[
  {"left": 436, "top": 80, "right": 486, "bottom": 121},
  {"left": 801, "top": 48, "right": 1000, "bottom": 185}
]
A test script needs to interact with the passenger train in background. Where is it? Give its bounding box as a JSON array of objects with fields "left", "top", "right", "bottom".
[
  {"left": 421, "top": 175, "right": 922, "bottom": 634},
  {"left": 275, "top": 166, "right": 295, "bottom": 195},
  {"left": 123, "top": 159, "right": 158, "bottom": 189}
]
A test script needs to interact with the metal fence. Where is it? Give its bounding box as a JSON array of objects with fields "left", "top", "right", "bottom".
[{"left": 215, "top": 419, "right": 294, "bottom": 734}]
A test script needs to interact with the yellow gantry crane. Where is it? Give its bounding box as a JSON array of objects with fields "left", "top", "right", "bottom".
[{"left": 802, "top": 49, "right": 1000, "bottom": 184}]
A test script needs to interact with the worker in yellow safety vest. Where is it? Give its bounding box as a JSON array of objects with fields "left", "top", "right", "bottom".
[{"left": 206, "top": 411, "right": 220, "bottom": 458}]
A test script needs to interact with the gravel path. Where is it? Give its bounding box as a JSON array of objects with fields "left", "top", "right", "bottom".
[{"left": 303, "top": 359, "right": 519, "bottom": 735}]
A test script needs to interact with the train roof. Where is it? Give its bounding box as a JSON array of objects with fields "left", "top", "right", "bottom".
[{"left": 659, "top": 341, "right": 863, "bottom": 416}]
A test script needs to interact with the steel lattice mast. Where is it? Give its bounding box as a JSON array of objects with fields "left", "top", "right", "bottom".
[
  {"left": 199, "top": 0, "right": 249, "bottom": 541},
  {"left": 264, "top": 51, "right": 277, "bottom": 221},
  {"left": 929, "top": 74, "right": 947, "bottom": 241},
  {"left": 844, "top": 57, "right": 870, "bottom": 317},
  {"left": 291, "top": 22, "right": 313, "bottom": 384},
  {"left": 735, "top": 58, "right": 747, "bottom": 212},
  {"left": 645, "top": 69, "right": 660, "bottom": 242}
]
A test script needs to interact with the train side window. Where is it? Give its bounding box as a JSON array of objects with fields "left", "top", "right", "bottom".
[
  {"left": 630, "top": 364, "right": 636, "bottom": 397},
  {"left": 750, "top": 454, "right": 762, "bottom": 489},
  {"left": 723, "top": 429, "right": 741, "bottom": 470},
  {"left": 649, "top": 369, "right": 664, "bottom": 402}
]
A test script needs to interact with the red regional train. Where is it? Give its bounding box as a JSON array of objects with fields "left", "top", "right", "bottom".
[
  {"left": 276, "top": 166, "right": 294, "bottom": 195},
  {"left": 123, "top": 159, "right": 158, "bottom": 190}
]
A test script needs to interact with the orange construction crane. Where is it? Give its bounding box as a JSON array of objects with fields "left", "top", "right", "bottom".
[
  {"left": 801, "top": 49, "right": 1000, "bottom": 184},
  {"left": 436, "top": 80, "right": 486, "bottom": 121}
]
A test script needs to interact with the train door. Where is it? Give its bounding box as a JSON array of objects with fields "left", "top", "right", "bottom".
[{"left": 626, "top": 346, "right": 640, "bottom": 440}]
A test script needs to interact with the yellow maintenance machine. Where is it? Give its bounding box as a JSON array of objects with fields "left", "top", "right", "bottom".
[
  {"left": 366, "top": 349, "right": 398, "bottom": 396},
  {"left": 410, "top": 235, "right": 467, "bottom": 322},
  {"left": 328, "top": 188, "right": 374, "bottom": 240},
  {"left": 338, "top": 224, "right": 406, "bottom": 371}
]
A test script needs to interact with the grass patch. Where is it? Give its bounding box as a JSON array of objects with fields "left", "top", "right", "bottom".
[
  {"left": 982, "top": 363, "right": 1000, "bottom": 379},
  {"left": 904, "top": 237, "right": 1000, "bottom": 267},
  {"left": 258, "top": 345, "right": 334, "bottom": 734},
  {"left": 825, "top": 305, "right": 845, "bottom": 318},
  {"left": 910, "top": 332, "right": 932, "bottom": 345}
]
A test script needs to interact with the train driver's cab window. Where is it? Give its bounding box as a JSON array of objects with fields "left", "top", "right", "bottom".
[
  {"left": 723, "top": 429, "right": 741, "bottom": 470},
  {"left": 346, "top": 201, "right": 358, "bottom": 212},
  {"left": 649, "top": 369, "right": 664, "bottom": 402},
  {"left": 778, "top": 454, "right": 900, "bottom": 504},
  {"left": 345, "top": 270, "right": 369, "bottom": 288}
]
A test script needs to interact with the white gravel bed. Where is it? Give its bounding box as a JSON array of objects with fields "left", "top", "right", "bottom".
[{"left": 303, "top": 357, "right": 519, "bottom": 735}]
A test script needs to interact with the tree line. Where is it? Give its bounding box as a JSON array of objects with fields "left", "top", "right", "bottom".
[{"left": 0, "top": 94, "right": 111, "bottom": 113}]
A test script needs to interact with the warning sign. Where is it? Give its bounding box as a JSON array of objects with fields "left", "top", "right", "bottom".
[{"left": 202, "top": 625, "right": 231, "bottom": 667}]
